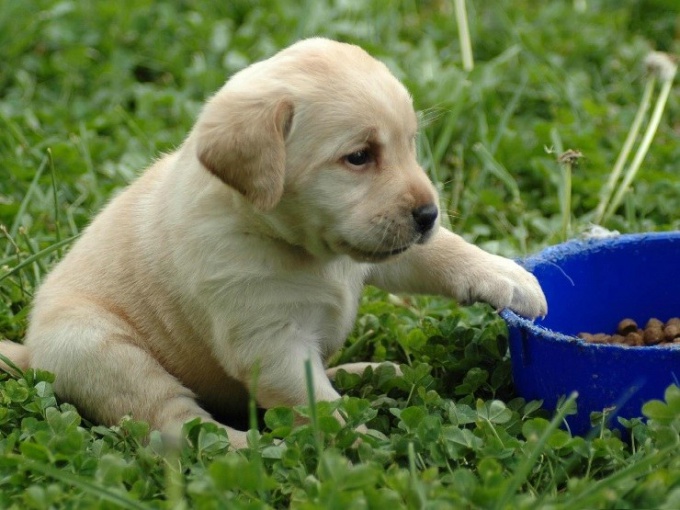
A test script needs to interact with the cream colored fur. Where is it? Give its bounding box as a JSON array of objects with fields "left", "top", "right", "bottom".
[{"left": 0, "top": 38, "right": 546, "bottom": 449}]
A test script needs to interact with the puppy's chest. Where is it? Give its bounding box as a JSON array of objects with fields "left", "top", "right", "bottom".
[
  {"left": 278, "top": 270, "right": 364, "bottom": 354},
  {"left": 311, "top": 281, "right": 363, "bottom": 357},
  {"left": 255, "top": 264, "right": 365, "bottom": 355}
]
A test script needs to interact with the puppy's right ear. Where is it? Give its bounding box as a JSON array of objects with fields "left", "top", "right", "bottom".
[{"left": 195, "top": 91, "right": 294, "bottom": 211}]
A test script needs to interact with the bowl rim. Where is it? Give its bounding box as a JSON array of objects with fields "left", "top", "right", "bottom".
[{"left": 501, "top": 231, "right": 680, "bottom": 352}]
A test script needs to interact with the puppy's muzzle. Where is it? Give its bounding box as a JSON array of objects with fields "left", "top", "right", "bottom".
[{"left": 412, "top": 203, "right": 438, "bottom": 242}]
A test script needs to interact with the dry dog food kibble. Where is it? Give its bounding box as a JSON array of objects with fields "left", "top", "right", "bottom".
[{"left": 578, "top": 317, "right": 680, "bottom": 346}]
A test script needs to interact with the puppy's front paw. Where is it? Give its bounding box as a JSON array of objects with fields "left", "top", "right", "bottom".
[{"left": 471, "top": 256, "right": 547, "bottom": 319}]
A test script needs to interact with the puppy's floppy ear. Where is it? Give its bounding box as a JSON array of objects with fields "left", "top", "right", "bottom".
[{"left": 195, "top": 91, "right": 294, "bottom": 211}]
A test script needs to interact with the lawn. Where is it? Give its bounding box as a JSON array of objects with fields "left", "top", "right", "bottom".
[{"left": 1, "top": 0, "right": 680, "bottom": 508}]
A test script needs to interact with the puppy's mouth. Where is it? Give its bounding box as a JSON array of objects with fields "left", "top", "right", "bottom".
[{"left": 338, "top": 240, "right": 412, "bottom": 262}]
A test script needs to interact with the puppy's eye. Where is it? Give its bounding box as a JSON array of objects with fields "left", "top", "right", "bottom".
[{"left": 344, "top": 150, "right": 372, "bottom": 167}]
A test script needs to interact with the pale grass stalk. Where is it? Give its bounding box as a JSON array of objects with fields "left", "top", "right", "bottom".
[
  {"left": 603, "top": 56, "right": 677, "bottom": 222},
  {"left": 557, "top": 150, "right": 583, "bottom": 241},
  {"left": 304, "top": 357, "right": 323, "bottom": 454},
  {"left": 592, "top": 76, "right": 656, "bottom": 224},
  {"left": 561, "top": 161, "right": 572, "bottom": 241},
  {"left": 454, "top": 0, "right": 474, "bottom": 72}
]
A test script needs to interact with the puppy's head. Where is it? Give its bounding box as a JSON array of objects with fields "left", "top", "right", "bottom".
[{"left": 194, "top": 38, "right": 439, "bottom": 262}]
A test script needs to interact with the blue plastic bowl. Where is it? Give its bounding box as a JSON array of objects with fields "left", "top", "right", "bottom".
[{"left": 501, "top": 232, "right": 680, "bottom": 435}]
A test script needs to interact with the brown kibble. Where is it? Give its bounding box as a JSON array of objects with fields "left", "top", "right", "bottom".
[
  {"left": 593, "top": 333, "right": 611, "bottom": 344},
  {"left": 610, "top": 334, "right": 626, "bottom": 344},
  {"left": 625, "top": 331, "right": 644, "bottom": 346},
  {"left": 664, "top": 324, "right": 680, "bottom": 340},
  {"left": 665, "top": 317, "right": 680, "bottom": 329},
  {"left": 581, "top": 317, "right": 680, "bottom": 347},
  {"left": 646, "top": 318, "right": 664, "bottom": 330},
  {"left": 643, "top": 327, "right": 664, "bottom": 345},
  {"left": 579, "top": 332, "right": 611, "bottom": 343},
  {"left": 617, "top": 318, "right": 638, "bottom": 335}
]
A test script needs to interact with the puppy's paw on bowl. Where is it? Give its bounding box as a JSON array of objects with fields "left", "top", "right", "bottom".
[{"left": 472, "top": 256, "right": 548, "bottom": 319}]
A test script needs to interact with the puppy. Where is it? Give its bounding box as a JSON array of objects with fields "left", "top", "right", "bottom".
[{"left": 0, "top": 38, "right": 546, "bottom": 448}]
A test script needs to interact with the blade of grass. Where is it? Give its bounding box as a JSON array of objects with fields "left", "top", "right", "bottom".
[
  {"left": 48, "top": 148, "right": 63, "bottom": 251},
  {"left": 331, "top": 328, "right": 375, "bottom": 366},
  {"left": 9, "top": 456, "right": 149, "bottom": 510},
  {"left": 431, "top": 97, "right": 467, "bottom": 165},
  {"left": 490, "top": 75, "right": 528, "bottom": 155},
  {"left": 418, "top": 124, "right": 440, "bottom": 186},
  {"left": 3, "top": 155, "right": 48, "bottom": 258},
  {"left": 493, "top": 392, "right": 579, "bottom": 510},
  {"left": 472, "top": 142, "right": 521, "bottom": 202},
  {"left": 562, "top": 160, "right": 572, "bottom": 241},
  {"left": 0, "top": 109, "right": 30, "bottom": 149},
  {"left": 1, "top": 225, "right": 28, "bottom": 296},
  {"left": 593, "top": 76, "right": 655, "bottom": 224},
  {"left": 454, "top": 0, "right": 474, "bottom": 72},
  {"left": 445, "top": 144, "right": 465, "bottom": 228},
  {"left": 163, "top": 453, "right": 186, "bottom": 510},
  {"left": 557, "top": 150, "right": 583, "bottom": 242},
  {"left": 304, "top": 357, "right": 323, "bottom": 454},
  {"left": 0, "top": 350, "right": 25, "bottom": 378},
  {"left": 603, "top": 69, "right": 676, "bottom": 222},
  {"left": 0, "top": 234, "right": 79, "bottom": 283},
  {"left": 558, "top": 442, "right": 679, "bottom": 510},
  {"left": 75, "top": 122, "right": 99, "bottom": 194},
  {"left": 248, "top": 362, "right": 261, "bottom": 434},
  {"left": 19, "top": 228, "right": 48, "bottom": 277},
  {"left": 408, "top": 441, "right": 427, "bottom": 507}
]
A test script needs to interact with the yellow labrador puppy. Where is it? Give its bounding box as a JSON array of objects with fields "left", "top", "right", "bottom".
[{"left": 0, "top": 38, "right": 546, "bottom": 448}]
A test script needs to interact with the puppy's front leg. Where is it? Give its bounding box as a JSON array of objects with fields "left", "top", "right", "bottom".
[
  {"left": 215, "top": 333, "right": 346, "bottom": 422},
  {"left": 254, "top": 344, "right": 342, "bottom": 410},
  {"left": 367, "top": 227, "right": 547, "bottom": 318},
  {"left": 256, "top": 343, "right": 373, "bottom": 434}
]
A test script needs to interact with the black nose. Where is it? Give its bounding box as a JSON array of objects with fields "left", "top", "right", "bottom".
[{"left": 412, "top": 203, "right": 438, "bottom": 234}]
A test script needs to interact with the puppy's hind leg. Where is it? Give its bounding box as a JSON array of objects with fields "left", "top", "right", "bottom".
[
  {"left": 0, "top": 341, "right": 30, "bottom": 373},
  {"left": 27, "top": 303, "right": 248, "bottom": 449},
  {"left": 100, "top": 342, "right": 249, "bottom": 450}
]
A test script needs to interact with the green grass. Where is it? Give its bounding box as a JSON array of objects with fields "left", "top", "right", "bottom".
[{"left": 1, "top": 0, "right": 680, "bottom": 508}]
